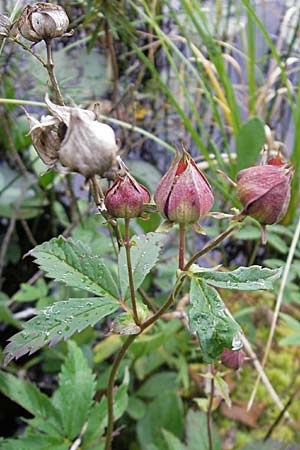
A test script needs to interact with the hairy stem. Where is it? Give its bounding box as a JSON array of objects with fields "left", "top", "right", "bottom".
[
  {"left": 104, "top": 335, "right": 136, "bottom": 450},
  {"left": 124, "top": 218, "right": 140, "bottom": 325},
  {"left": 207, "top": 364, "right": 215, "bottom": 450},
  {"left": 45, "top": 38, "right": 64, "bottom": 105},
  {"left": 89, "top": 176, "right": 123, "bottom": 249},
  {"left": 184, "top": 222, "right": 241, "bottom": 271},
  {"left": 179, "top": 223, "right": 186, "bottom": 270}
]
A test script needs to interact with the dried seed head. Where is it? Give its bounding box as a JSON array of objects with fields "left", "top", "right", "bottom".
[
  {"left": 18, "top": 3, "right": 69, "bottom": 42},
  {"left": 154, "top": 148, "right": 214, "bottom": 224},
  {"left": 26, "top": 95, "right": 118, "bottom": 178}
]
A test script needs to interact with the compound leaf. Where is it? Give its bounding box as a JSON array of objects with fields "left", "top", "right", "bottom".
[
  {"left": 4, "top": 297, "right": 118, "bottom": 364},
  {"left": 52, "top": 341, "right": 96, "bottom": 440},
  {"left": 28, "top": 236, "right": 119, "bottom": 299}
]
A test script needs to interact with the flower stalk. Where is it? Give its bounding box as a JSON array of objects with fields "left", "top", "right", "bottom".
[
  {"left": 178, "top": 223, "right": 186, "bottom": 270},
  {"left": 124, "top": 218, "right": 140, "bottom": 326}
]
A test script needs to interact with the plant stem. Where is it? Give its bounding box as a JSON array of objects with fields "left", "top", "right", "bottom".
[
  {"left": 207, "top": 364, "right": 215, "bottom": 450},
  {"left": 45, "top": 38, "right": 64, "bottom": 105},
  {"left": 103, "top": 221, "right": 244, "bottom": 448},
  {"left": 89, "top": 176, "right": 123, "bottom": 248},
  {"left": 184, "top": 222, "right": 241, "bottom": 271},
  {"left": 179, "top": 223, "right": 186, "bottom": 270},
  {"left": 104, "top": 335, "right": 136, "bottom": 450},
  {"left": 124, "top": 218, "right": 140, "bottom": 325}
]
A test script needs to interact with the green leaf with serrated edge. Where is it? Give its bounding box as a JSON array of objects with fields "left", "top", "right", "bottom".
[
  {"left": 0, "top": 435, "right": 69, "bottom": 450},
  {"left": 188, "top": 278, "right": 242, "bottom": 363},
  {"left": 236, "top": 117, "right": 265, "bottom": 171},
  {"left": 4, "top": 297, "right": 119, "bottom": 364},
  {"left": 0, "top": 371, "right": 61, "bottom": 433},
  {"left": 196, "top": 265, "right": 282, "bottom": 290},
  {"left": 52, "top": 341, "right": 96, "bottom": 440},
  {"left": 28, "top": 236, "right": 119, "bottom": 299},
  {"left": 162, "top": 429, "right": 186, "bottom": 450},
  {"left": 118, "top": 233, "right": 163, "bottom": 299}
]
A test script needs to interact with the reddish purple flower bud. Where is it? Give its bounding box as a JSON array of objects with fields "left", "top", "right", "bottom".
[
  {"left": 236, "top": 162, "right": 293, "bottom": 226},
  {"left": 221, "top": 348, "right": 245, "bottom": 370},
  {"left": 105, "top": 172, "right": 150, "bottom": 219},
  {"left": 154, "top": 149, "right": 214, "bottom": 224}
]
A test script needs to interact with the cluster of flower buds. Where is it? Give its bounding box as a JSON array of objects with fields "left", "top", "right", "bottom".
[
  {"left": 236, "top": 154, "right": 293, "bottom": 242},
  {"left": 154, "top": 148, "right": 214, "bottom": 224},
  {"left": 26, "top": 95, "right": 118, "bottom": 178},
  {"left": 18, "top": 2, "right": 69, "bottom": 42}
]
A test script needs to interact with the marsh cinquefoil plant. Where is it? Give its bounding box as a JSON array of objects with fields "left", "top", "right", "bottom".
[{"left": 0, "top": 3, "right": 294, "bottom": 450}]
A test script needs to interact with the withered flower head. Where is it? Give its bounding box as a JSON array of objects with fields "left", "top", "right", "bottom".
[
  {"left": 18, "top": 2, "right": 69, "bottom": 42},
  {"left": 26, "top": 95, "right": 118, "bottom": 178}
]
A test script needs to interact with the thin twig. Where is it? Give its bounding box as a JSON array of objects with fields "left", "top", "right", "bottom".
[
  {"left": 0, "top": 216, "right": 17, "bottom": 288},
  {"left": 20, "top": 220, "right": 37, "bottom": 247},
  {"left": 241, "top": 334, "right": 291, "bottom": 419},
  {"left": 248, "top": 215, "right": 300, "bottom": 410},
  {"left": 264, "top": 382, "right": 300, "bottom": 440},
  {"left": 45, "top": 38, "right": 64, "bottom": 105}
]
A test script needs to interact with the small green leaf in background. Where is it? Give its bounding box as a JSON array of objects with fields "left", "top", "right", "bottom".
[
  {"left": 118, "top": 233, "right": 163, "bottom": 299},
  {"left": 0, "top": 435, "right": 69, "bottom": 450},
  {"left": 0, "top": 371, "right": 61, "bottom": 434},
  {"left": 188, "top": 278, "right": 242, "bottom": 362},
  {"left": 52, "top": 341, "right": 95, "bottom": 440},
  {"left": 197, "top": 265, "right": 282, "bottom": 290},
  {"left": 4, "top": 297, "right": 119, "bottom": 364},
  {"left": 12, "top": 279, "right": 48, "bottom": 302},
  {"left": 137, "top": 391, "right": 184, "bottom": 450},
  {"left": 185, "top": 409, "right": 222, "bottom": 450},
  {"left": 162, "top": 409, "right": 222, "bottom": 450},
  {"left": 137, "top": 372, "right": 178, "bottom": 399},
  {"left": 29, "top": 236, "right": 119, "bottom": 299},
  {"left": 236, "top": 117, "right": 265, "bottom": 171},
  {"left": 162, "top": 429, "right": 185, "bottom": 450}
]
